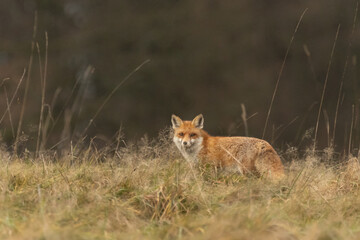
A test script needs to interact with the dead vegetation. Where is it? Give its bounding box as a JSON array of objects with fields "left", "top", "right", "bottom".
[{"left": 1, "top": 133, "right": 360, "bottom": 240}]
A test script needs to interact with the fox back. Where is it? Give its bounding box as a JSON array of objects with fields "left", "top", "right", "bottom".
[{"left": 171, "top": 114, "right": 284, "bottom": 179}]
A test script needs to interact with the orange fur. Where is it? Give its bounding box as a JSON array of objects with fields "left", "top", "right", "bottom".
[{"left": 171, "top": 114, "right": 284, "bottom": 179}]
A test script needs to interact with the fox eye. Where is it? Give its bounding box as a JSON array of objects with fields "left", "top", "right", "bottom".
[
  {"left": 178, "top": 132, "right": 184, "bottom": 137},
  {"left": 190, "top": 133, "right": 197, "bottom": 138}
]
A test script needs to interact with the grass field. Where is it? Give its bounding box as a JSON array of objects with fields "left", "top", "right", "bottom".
[{"left": 1, "top": 131, "right": 360, "bottom": 240}]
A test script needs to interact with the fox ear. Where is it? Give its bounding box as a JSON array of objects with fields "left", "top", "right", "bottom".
[
  {"left": 192, "top": 114, "right": 204, "bottom": 129},
  {"left": 171, "top": 114, "right": 183, "bottom": 129}
]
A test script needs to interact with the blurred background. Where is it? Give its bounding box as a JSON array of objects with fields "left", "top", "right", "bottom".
[{"left": 0, "top": 0, "right": 359, "bottom": 154}]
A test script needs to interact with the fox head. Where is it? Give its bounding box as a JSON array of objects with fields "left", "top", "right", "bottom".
[{"left": 171, "top": 114, "right": 204, "bottom": 161}]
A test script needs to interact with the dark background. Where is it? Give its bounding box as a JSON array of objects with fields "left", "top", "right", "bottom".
[{"left": 0, "top": 0, "right": 359, "bottom": 154}]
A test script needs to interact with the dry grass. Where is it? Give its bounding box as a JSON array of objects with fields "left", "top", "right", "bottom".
[{"left": 0, "top": 132, "right": 360, "bottom": 240}]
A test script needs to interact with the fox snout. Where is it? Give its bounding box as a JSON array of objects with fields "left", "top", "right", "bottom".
[{"left": 177, "top": 137, "right": 192, "bottom": 148}]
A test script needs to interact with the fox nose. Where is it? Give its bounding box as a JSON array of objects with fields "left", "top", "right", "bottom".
[{"left": 183, "top": 141, "right": 188, "bottom": 146}]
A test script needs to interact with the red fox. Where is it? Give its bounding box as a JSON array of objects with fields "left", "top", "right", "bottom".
[{"left": 171, "top": 114, "right": 284, "bottom": 179}]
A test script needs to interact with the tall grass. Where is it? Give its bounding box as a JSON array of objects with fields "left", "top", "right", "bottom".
[
  {"left": 1, "top": 133, "right": 360, "bottom": 239},
  {"left": 14, "top": 13, "right": 37, "bottom": 154},
  {"left": 262, "top": 9, "right": 307, "bottom": 139}
]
